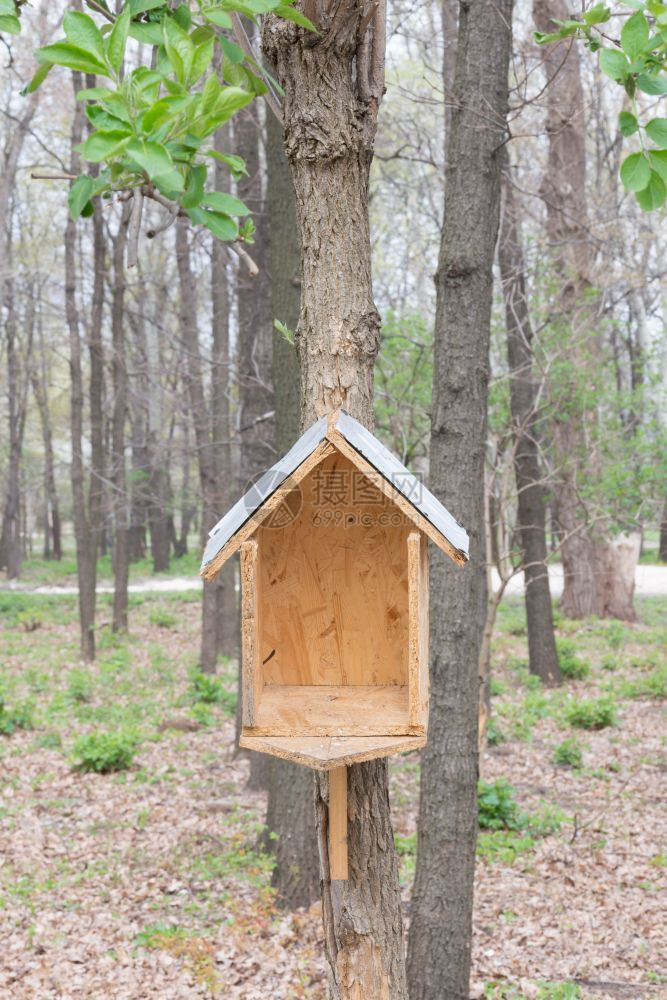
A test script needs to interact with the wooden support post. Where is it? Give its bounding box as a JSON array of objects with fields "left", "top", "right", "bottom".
[{"left": 328, "top": 765, "right": 348, "bottom": 880}]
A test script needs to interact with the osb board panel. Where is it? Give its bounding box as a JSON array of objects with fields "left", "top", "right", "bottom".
[
  {"left": 258, "top": 451, "right": 412, "bottom": 687},
  {"left": 239, "top": 733, "right": 427, "bottom": 770},
  {"left": 240, "top": 540, "right": 262, "bottom": 727},
  {"left": 248, "top": 684, "right": 422, "bottom": 738},
  {"left": 408, "top": 532, "right": 430, "bottom": 729}
]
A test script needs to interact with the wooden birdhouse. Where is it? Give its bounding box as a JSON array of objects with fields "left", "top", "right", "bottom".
[{"left": 200, "top": 410, "right": 468, "bottom": 877}]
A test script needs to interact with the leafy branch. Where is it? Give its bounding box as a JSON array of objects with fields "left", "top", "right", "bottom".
[
  {"left": 1, "top": 0, "right": 316, "bottom": 254},
  {"left": 536, "top": 1, "right": 667, "bottom": 211}
]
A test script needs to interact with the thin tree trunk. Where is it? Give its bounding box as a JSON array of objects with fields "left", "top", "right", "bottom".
[
  {"left": 265, "top": 8, "right": 408, "bottom": 996},
  {"left": 175, "top": 219, "right": 219, "bottom": 672},
  {"left": 111, "top": 205, "right": 131, "bottom": 631},
  {"left": 407, "top": 0, "right": 513, "bottom": 997},
  {"left": 498, "top": 156, "right": 561, "bottom": 685},
  {"left": 660, "top": 501, "right": 667, "bottom": 562},
  {"left": 262, "top": 105, "right": 319, "bottom": 909},
  {"left": 31, "top": 301, "right": 62, "bottom": 562},
  {"left": 203, "top": 124, "right": 237, "bottom": 671},
  {"left": 65, "top": 73, "right": 97, "bottom": 661}
]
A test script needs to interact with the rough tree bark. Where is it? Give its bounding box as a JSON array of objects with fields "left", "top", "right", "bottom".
[
  {"left": 498, "top": 155, "right": 561, "bottom": 685},
  {"left": 534, "top": 0, "right": 638, "bottom": 620},
  {"left": 262, "top": 106, "right": 319, "bottom": 909},
  {"left": 264, "top": 3, "right": 408, "bottom": 996},
  {"left": 407, "top": 0, "right": 513, "bottom": 997}
]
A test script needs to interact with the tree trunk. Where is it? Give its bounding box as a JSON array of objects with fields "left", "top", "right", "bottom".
[
  {"left": 111, "top": 204, "right": 130, "bottom": 632},
  {"left": 175, "top": 219, "right": 219, "bottom": 672},
  {"left": 31, "top": 305, "right": 62, "bottom": 562},
  {"left": 498, "top": 156, "right": 561, "bottom": 685},
  {"left": 65, "top": 74, "right": 98, "bottom": 661},
  {"left": 601, "top": 532, "right": 640, "bottom": 621},
  {"left": 262, "top": 105, "right": 319, "bottom": 909},
  {"left": 207, "top": 124, "right": 237, "bottom": 667},
  {"left": 407, "top": 0, "right": 513, "bottom": 997},
  {"left": 534, "top": 0, "right": 610, "bottom": 620},
  {"left": 265, "top": 6, "right": 408, "bottom": 996}
]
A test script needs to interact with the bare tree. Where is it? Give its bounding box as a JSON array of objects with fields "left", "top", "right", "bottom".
[{"left": 407, "top": 1, "right": 513, "bottom": 998}]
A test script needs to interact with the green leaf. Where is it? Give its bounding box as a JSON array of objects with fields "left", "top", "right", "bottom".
[
  {"left": 621, "top": 11, "right": 649, "bottom": 60},
  {"left": 583, "top": 4, "right": 610, "bottom": 26},
  {"left": 275, "top": 2, "right": 317, "bottom": 30},
  {"left": 618, "top": 110, "right": 639, "bottom": 137},
  {"left": 76, "top": 86, "right": 116, "bottom": 102},
  {"left": 86, "top": 104, "right": 129, "bottom": 131},
  {"left": 200, "top": 71, "right": 221, "bottom": 117},
  {"left": 188, "top": 205, "right": 238, "bottom": 241},
  {"left": 646, "top": 117, "right": 667, "bottom": 148},
  {"left": 205, "top": 149, "right": 248, "bottom": 179},
  {"left": 127, "top": 138, "right": 175, "bottom": 180},
  {"left": 130, "top": 0, "right": 166, "bottom": 12},
  {"left": 191, "top": 37, "right": 214, "bottom": 84},
  {"left": 0, "top": 0, "right": 16, "bottom": 13},
  {"left": 181, "top": 164, "right": 207, "bottom": 209},
  {"left": 201, "top": 191, "right": 250, "bottom": 215},
  {"left": 0, "top": 13, "right": 20, "bottom": 33},
  {"left": 63, "top": 11, "right": 106, "bottom": 64},
  {"left": 129, "top": 21, "right": 163, "bottom": 45},
  {"left": 637, "top": 73, "right": 667, "bottom": 95},
  {"left": 619, "top": 151, "right": 651, "bottom": 191},
  {"left": 36, "top": 42, "right": 108, "bottom": 76},
  {"left": 599, "top": 47, "right": 629, "bottom": 82},
  {"left": 80, "top": 129, "right": 133, "bottom": 162},
  {"left": 648, "top": 149, "right": 667, "bottom": 184},
  {"left": 20, "top": 62, "right": 52, "bottom": 95},
  {"left": 107, "top": 5, "right": 131, "bottom": 75},
  {"left": 203, "top": 9, "right": 233, "bottom": 28},
  {"left": 163, "top": 14, "right": 194, "bottom": 84},
  {"left": 534, "top": 31, "right": 563, "bottom": 44},
  {"left": 635, "top": 169, "right": 666, "bottom": 210},
  {"left": 218, "top": 36, "right": 244, "bottom": 64},
  {"left": 68, "top": 175, "right": 95, "bottom": 219}
]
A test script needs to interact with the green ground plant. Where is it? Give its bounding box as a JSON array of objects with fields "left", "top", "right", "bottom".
[
  {"left": 0, "top": 697, "right": 33, "bottom": 736},
  {"left": 553, "top": 737, "right": 583, "bottom": 769},
  {"left": 565, "top": 696, "right": 617, "bottom": 730},
  {"left": 556, "top": 638, "right": 591, "bottom": 680},
  {"left": 72, "top": 730, "right": 138, "bottom": 773}
]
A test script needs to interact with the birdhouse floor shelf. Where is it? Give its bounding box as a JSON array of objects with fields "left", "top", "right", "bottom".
[{"left": 239, "top": 733, "right": 427, "bottom": 770}]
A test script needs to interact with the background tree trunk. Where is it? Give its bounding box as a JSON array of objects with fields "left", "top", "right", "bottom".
[
  {"left": 265, "top": 5, "right": 408, "bottom": 996},
  {"left": 407, "top": 0, "right": 513, "bottom": 996},
  {"left": 262, "top": 105, "right": 319, "bottom": 910},
  {"left": 31, "top": 301, "right": 62, "bottom": 562},
  {"left": 175, "top": 219, "right": 220, "bottom": 673},
  {"left": 498, "top": 156, "right": 561, "bottom": 685},
  {"left": 111, "top": 205, "right": 130, "bottom": 632},
  {"left": 534, "top": 0, "right": 615, "bottom": 620}
]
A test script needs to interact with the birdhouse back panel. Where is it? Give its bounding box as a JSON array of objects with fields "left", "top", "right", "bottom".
[{"left": 240, "top": 451, "right": 429, "bottom": 739}]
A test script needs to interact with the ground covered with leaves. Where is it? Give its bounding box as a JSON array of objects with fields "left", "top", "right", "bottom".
[{"left": 0, "top": 587, "right": 665, "bottom": 999}]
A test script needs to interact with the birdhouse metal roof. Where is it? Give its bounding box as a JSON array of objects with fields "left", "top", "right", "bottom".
[{"left": 200, "top": 410, "right": 469, "bottom": 577}]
